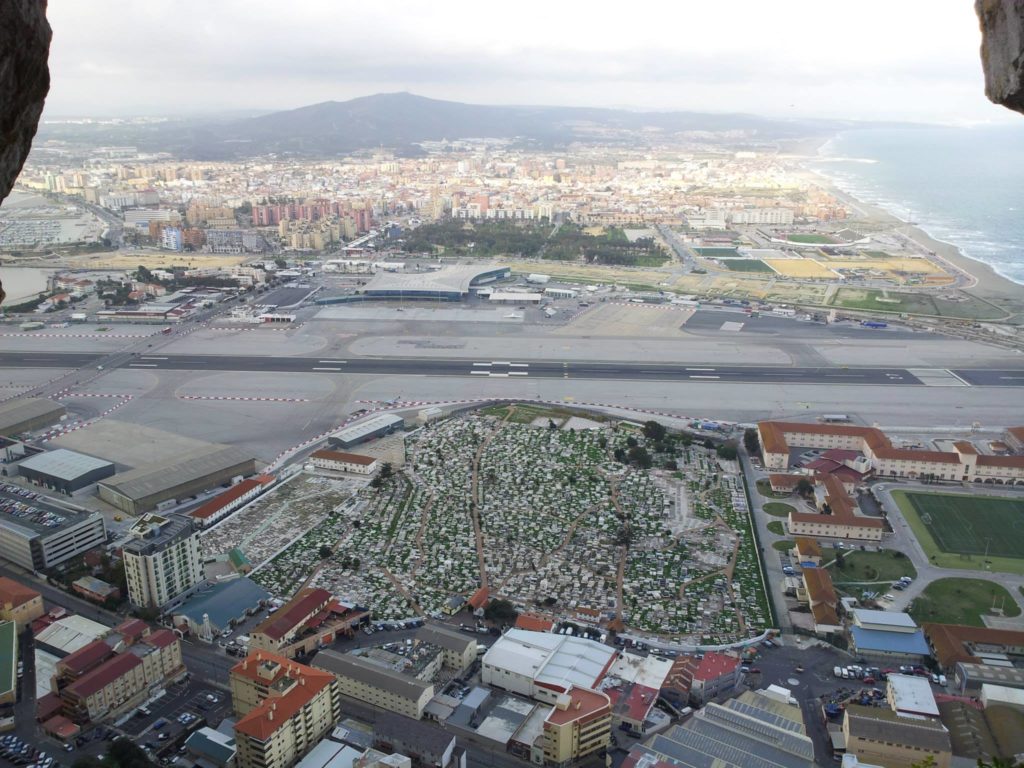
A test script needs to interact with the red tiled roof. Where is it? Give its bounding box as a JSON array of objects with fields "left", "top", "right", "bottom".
[
  {"left": 811, "top": 602, "right": 842, "bottom": 628},
  {"left": 309, "top": 449, "right": 377, "bottom": 466},
  {"left": 143, "top": 628, "right": 178, "bottom": 649},
  {"left": 924, "top": 623, "right": 1024, "bottom": 669},
  {"left": 0, "top": 577, "right": 40, "bottom": 608},
  {"left": 232, "top": 652, "right": 336, "bottom": 741},
  {"left": 115, "top": 618, "right": 149, "bottom": 640},
  {"left": 611, "top": 683, "right": 658, "bottom": 722},
  {"left": 515, "top": 613, "right": 554, "bottom": 632},
  {"left": 254, "top": 588, "right": 331, "bottom": 641},
  {"left": 468, "top": 587, "right": 490, "bottom": 610},
  {"left": 803, "top": 568, "right": 837, "bottom": 607},
  {"left": 66, "top": 653, "right": 142, "bottom": 698},
  {"left": 768, "top": 473, "right": 802, "bottom": 489},
  {"left": 692, "top": 651, "right": 740, "bottom": 683},
  {"left": 191, "top": 476, "right": 273, "bottom": 520},
  {"left": 794, "top": 538, "right": 822, "bottom": 559},
  {"left": 545, "top": 686, "right": 610, "bottom": 726},
  {"left": 58, "top": 640, "right": 114, "bottom": 676}
]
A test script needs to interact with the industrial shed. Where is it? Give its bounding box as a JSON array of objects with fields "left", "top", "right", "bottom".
[
  {"left": 328, "top": 413, "right": 404, "bottom": 449},
  {"left": 97, "top": 446, "right": 257, "bottom": 514},
  {"left": 18, "top": 449, "right": 115, "bottom": 494},
  {"left": 0, "top": 398, "right": 66, "bottom": 436}
]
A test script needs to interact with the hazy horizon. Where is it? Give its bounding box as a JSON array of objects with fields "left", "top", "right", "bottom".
[{"left": 43, "top": 0, "right": 1018, "bottom": 126}]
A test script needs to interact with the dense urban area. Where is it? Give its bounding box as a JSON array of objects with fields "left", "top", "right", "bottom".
[{"left": 0, "top": 85, "right": 1022, "bottom": 768}]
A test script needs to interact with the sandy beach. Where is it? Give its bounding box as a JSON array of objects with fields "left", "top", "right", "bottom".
[{"left": 802, "top": 166, "right": 1024, "bottom": 319}]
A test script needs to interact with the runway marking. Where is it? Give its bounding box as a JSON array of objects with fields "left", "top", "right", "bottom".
[
  {"left": 129, "top": 363, "right": 158, "bottom": 368},
  {"left": 826, "top": 374, "right": 864, "bottom": 378},
  {"left": 689, "top": 375, "right": 720, "bottom": 379},
  {"left": 473, "top": 362, "right": 492, "bottom": 367},
  {"left": 686, "top": 367, "right": 716, "bottom": 371},
  {"left": 488, "top": 373, "right": 510, "bottom": 378},
  {"left": 508, "top": 363, "right": 529, "bottom": 368},
  {"left": 493, "top": 361, "right": 511, "bottom": 365},
  {"left": 1000, "top": 376, "right": 1024, "bottom": 380},
  {"left": 312, "top": 367, "right": 343, "bottom": 371},
  {"left": 945, "top": 370, "right": 972, "bottom": 386},
  {"left": 318, "top": 359, "right": 347, "bottom": 364},
  {"left": 508, "top": 371, "right": 529, "bottom": 376},
  {"left": 140, "top": 356, "right": 168, "bottom": 360},
  {"left": 470, "top": 371, "right": 490, "bottom": 375}
]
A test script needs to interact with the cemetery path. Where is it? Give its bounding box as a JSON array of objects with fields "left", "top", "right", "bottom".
[
  {"left": 724, "top": 527, "right": 747, "bottom": 634},
  {"left": 411, "top": 491, "right": 437, "bottom": 573},
  {"left": 381, "top": 565, "right": 424, "bottom": 616},
  {"left": 490, "top": 501, "right": 603, "bottom": 592},
  {"left": 470, "top": 422, "right": 502, "bottom": 591},
  {"left": 610, "top": 477, "right": 627, "bottom": 622}
]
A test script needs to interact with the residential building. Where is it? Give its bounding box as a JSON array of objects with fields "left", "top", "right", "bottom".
[
  {"left": 414, "top": 624, "right": 477, "bottom": 675},
  {"left": 0, "top": 576, "right": 44, "bottom": 630},
  {"left": 308, "top": 450, "right": 379, "bottom": 475},
  {"left": 312, "top": 650, "right": 434, "bottom": 720},
  {"left": 230, "top": 652, "right": 341, "bottom": 768},
  {"left": 686, "top": 652, "right": 742, "bottom": 706},
  {"left": 183, "top": 727, "right": 237, "bottom": 768},
  {"left": 161, "top": 226, "right": 184, "bottom": 251},
  {"left": 790, "top": 538, "right": 823, "bottom": 566},
  {"left": 59, "top": 628, "right": 184, "bottom": 723},
  {"left": 886, "top": 674, "right": 939, "bottom": 718},
  {"left": 122, "top": 514, "right": 203, "bottom": 610},
  {"left": 842, "top": 705, "right": 951, "bottom": 768},
  {"left": 71, "top": 576, "right": 120, "bottom": 605},
  {"left": 249, "top": 588, "right": 366, "bottom": 659},
  {"left": 542, "top": 686, "right": 611, "bottom": 766}
]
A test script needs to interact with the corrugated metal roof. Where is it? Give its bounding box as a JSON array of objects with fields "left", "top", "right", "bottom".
[
  {"left": 19, "top": 449, "right": 113, "bottom": 482},
  {"left": 99, "top": 445, "right": 255, "bottom": 501}
]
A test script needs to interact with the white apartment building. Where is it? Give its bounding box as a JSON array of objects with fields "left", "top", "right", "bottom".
[{"left": 122, "top": 514, "right": 203, "bottom": 610}]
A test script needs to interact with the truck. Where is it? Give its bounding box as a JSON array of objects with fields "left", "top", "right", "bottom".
[
  {"left": 526, "top": 273, "right": 550, "bottom": 285},
  {"left": 860, "top": 320, "right": 888, "bottom": 329}
]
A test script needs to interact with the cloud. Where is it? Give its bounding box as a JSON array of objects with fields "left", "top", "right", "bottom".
[{"left": 42, "top": 0, "right": 1008, "bottom": 123}]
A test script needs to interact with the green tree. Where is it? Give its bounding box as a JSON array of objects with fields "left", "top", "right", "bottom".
[
  {"left": 484, "top": 599, "right": 518, "bottom": 624},
  {"left": 795, "top": 478, "right": 814, "bottom": 498},
  {"left": 318, "top": 545, "right": 333, "bottom": 559},
  {"left": 743, "top": 428, "right": 760, "bottom": 455},
  {"left": 642, "top": 420, "right": 666, "bottom": 442},
  {"left": 627, "top": 445, "right": 653, "bottom": 469},
  {"left": 274, "top": 258, "right": 288, "bottom": 269},
  {"left": 716, "top": 442, "right": 738, "bottom": 461}
]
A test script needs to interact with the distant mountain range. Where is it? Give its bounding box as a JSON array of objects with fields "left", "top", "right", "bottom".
[{"left": 38, "top": 92, "right": 877, "bottom": 159}]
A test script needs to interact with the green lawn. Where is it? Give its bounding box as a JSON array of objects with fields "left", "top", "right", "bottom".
[
  {"left": 893, "top": 490, "right": 1024, "bottom": 575},
  {"left": 786, "top": 233, "right": 837, "bottom": 244},
  {"left": 831, "top": 288, "right": 1004, "bottom": 320},
  {"left": 773, "top": 539, "right": 795, "bottom": 552},
  {"left": 756, "top": 479, "right": 790, "bottom": 499},
  {"left": 722, "top": 259, "right": 774, "bottom": 273},
  {"left": 763, "top": 503, "right": 795, "bottom": 517},
  {"left": 767, "top": 521, "right": 786, "bottom": 535},
  {"left": 909, "top": 577, "right": 1021, "bottom": 627},
  {"left": 827, "top": 549, "right": 917, "bottom": 584},
  {"left": 692, "top": 247, "right": 739, "bottom": 258}
]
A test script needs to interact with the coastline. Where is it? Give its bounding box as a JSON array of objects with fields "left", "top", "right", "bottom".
[{"left": 804, "top": 168, "right": 1024, "bottom": 312}]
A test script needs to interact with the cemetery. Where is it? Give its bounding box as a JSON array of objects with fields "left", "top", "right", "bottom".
[{"left": 204, "top": 407, "right": 771, "bottom": 641}]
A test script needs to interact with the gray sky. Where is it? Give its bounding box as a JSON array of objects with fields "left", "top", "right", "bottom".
[{"left": 44, "top": 0, "right": 1015, "bottom": 124}]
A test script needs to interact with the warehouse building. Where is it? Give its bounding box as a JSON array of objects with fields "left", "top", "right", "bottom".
[
  {"left": 842, "top": 705, "right": 951, "bottom": 768},
  {"left": 329, "top": 414, "right": 404, "bottom": 450},
  {"left": 482, "top": 629, "right": 618, "bottom": 705},
  {"left": 313, "top": 649, "right": 434, "bottom": 720},
  {"left": 97, "top": 445, "right": 257, "bottom": 514},
  {"left": 0, "top": 491, "right": 106, "bottom": 570},
  {"left": 17, "top": 449, "right": 115, "bottom": 494},
  {"left": 415, "top": 624, "right": 477, "bottom": 675},
  {"left": 0, "top": 398, "right": 66, "bottom": 436}
]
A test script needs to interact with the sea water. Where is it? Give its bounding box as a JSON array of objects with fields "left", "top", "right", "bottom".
[{"left": 815, "top": 123, "right": 1024, "bottom": 286}]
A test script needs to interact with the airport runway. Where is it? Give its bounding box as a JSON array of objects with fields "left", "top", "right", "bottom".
[{"left": 2, "top": 351, "right": 1024, "bottom": 387}]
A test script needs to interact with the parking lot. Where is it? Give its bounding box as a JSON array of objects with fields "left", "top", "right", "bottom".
[{"left": 117, "top": 677, "right": 231, "bottom": 760}]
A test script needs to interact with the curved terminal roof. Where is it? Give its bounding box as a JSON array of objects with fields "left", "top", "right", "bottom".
[{"left": 360, "top": 265, "right": 509, "bottom": 296}]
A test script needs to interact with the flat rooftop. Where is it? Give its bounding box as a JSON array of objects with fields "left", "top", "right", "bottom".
[
  {"left": 19, "top": 448, "right": 114, "bottom": 482},
  {"left": 0, "top": 488, "right": 101, "bottom": 538},
  {"left": 361, "top": 265, "right": 509, "bottom": 296},
  {"left": 99, "top": 444, "right": 255, "bottom": 501}
]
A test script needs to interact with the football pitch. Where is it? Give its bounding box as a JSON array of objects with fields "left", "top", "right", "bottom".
[{"left": 893, "top": 491, "right": 1024, "bottom": 574}]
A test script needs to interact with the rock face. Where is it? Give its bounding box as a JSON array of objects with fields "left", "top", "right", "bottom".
[
  {"left": 976, "top": 0, "right": 1024, "bottom": 114},
  {"left": 0, "top": 0, "right": 52, "bottom": 304}
]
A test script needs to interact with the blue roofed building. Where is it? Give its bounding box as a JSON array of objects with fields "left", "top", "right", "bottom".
[
  {"left": 172, "top": 578, "right": 270, "bottom": 642},
  {"left": 849, "top": 609, "right": 930, "bottom": 665},
  {"left": 184, "top": 727, "right": 236, "bottom": 768}
]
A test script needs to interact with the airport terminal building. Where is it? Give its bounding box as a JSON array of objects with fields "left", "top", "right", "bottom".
[{"left": 318, "top": 265, "right": 510, "bottom": 304}]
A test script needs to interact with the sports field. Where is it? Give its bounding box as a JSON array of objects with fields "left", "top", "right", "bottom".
[
  {"left": 722, "top": 259, "right": 774, "bottom": 273},
  {"left": 785, "top": 233, "right": 838, "bottom": 244},
  {"left": 764, "top": 259, "right": 837, "bottom": 279},
  {"left": 893, "top": 491, "right": 1024, "bottom": 575}
]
